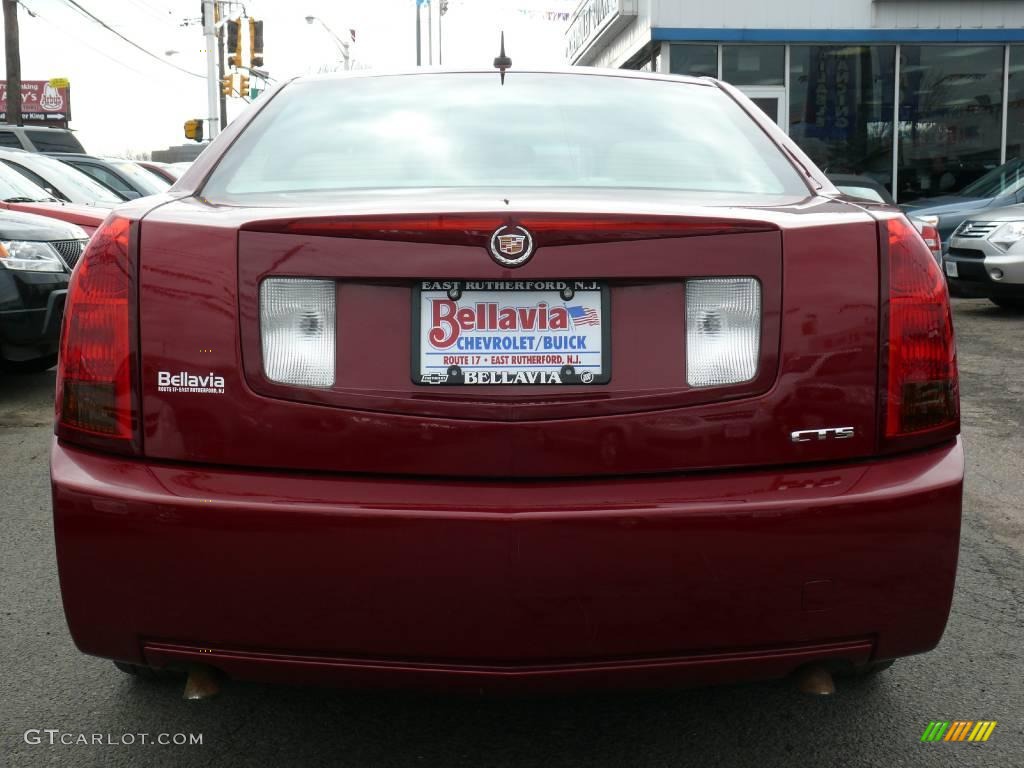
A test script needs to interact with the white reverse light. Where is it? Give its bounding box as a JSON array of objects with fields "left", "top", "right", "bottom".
[
  {"left": 686, "top": 278, "right": 761, "bottom": 387},
  {"left": 260, "top": 278, "right": 336, "bottom": 387}
]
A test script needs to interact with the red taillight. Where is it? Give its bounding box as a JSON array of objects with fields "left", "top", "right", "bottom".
[
  {"left": 883, "top": 216, "right": 959, "bottom": 446},
  {"left": 56, "top": 215, "right": 138, "bottom": 453},
  {"left": 919, "top": 223, "right": 943, "bottom": 263}
]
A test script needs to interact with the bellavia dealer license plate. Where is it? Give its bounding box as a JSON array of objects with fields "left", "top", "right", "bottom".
[{"left": 414, "top": 280, "right": 610, "bottom": 385}]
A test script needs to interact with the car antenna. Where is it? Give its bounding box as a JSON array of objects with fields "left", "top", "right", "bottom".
[{"left": 493, "top": 31, "right": 512, "bottom": 85}]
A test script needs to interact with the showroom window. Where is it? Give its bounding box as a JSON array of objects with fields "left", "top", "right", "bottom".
[
  {"left": 896, "top": 45, "right": 1004, "bottom": 202},
  {"left": 789, "top": 45, "right": 896, "bottom": 191},
  {"left": 669, "top": 44, "right": 718, "bottom": 78},
  {"left": 658, "top": 41, "right": 1020, "bottom": 202},
  {"left": 1007, "top": 46, "right": 1024, "bottom": 161},
  {"left": 722, "top": 45, "right": 785, "bottom": 86}
]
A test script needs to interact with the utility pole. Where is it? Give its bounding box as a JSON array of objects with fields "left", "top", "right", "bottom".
[
  {"left": 438, "top": 0, "right": 448, "bottom": 66},
  {"left": 217, "top": 22, "right": 227, "bottom": 129},
  {"left": 202, "top": 0, "right": 220, "bottom": 140},
  {"left": 415, "top": 1, "right": 421, "bottom": 66},
  {"left": 3, "top": 0, "right": 23, "bottom": 126},
  {"left": 427, "top": 0, "right": 433, "bottom": 65}
]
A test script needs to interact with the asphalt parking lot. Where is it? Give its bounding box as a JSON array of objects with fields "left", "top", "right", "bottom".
[{"left": 1, "top": 297, "right": 1021, "bottom": 768}]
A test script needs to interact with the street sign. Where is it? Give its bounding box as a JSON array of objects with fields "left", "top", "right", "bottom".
[{"left": 0, "top": 80, "right": 72, "bottom": 126}]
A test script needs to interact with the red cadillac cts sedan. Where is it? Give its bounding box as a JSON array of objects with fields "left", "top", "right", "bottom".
[{"left": 51, "top": 69, "right": 962, "bottom": 691}]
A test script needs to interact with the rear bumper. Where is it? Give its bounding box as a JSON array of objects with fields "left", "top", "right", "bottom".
[{"left": 51, "top": 437, "right": 964, "bottom": 690}]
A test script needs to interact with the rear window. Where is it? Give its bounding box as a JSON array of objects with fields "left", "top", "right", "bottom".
[
  {"left": 837, "top": 185, "right": 885, "bottom": 204},
  {"left": 25, "top": 129, "right": 85, "bottom": 153},
  {"left": 0, "top": 160, "right": 55, "bottom": 201},
  {"left": 110, "top": 160, "right": 171, "bottom": 194},
  {"left": 958, "top": 157, "right": 1024, "bottom": 199},
  {"left": 71, "top": 162, "right": 134, "bottom": 197},
  {"left": 3, "top": 155, "right": 124, "bottom": 204},
  {"left": 204, "top": 73, "right": 808, "bottom": 203}
]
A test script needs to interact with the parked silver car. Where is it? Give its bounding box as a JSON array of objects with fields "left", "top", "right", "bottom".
[{"left": 945, "top": 203, "right": 1024, "bottom": 310}]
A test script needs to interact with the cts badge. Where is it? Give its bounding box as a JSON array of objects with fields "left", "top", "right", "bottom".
[
  {"left": 790, "top": 427, "right": 856, "bottom": 443},
  {"left": 489, "top": 225, "right": 534, "bottom": 267}
]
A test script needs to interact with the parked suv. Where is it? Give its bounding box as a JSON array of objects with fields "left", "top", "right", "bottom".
[
  {"left": 0, "top": 209, "right": 87, "bottom": 372},
  {"left": 51, "top": 70, "right": 962, "bottom": 693},
  {"left": 0, "top": 126, "right": 85, "bottom": 153},
  {"left": 945, "top": 203, "right": 1024, "bottom": 310},
  {"left": 902, "top": 157, "right": 1024, "bottom": 252}
]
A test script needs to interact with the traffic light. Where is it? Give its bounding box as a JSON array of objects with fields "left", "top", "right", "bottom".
[
  {"left": 239, "top": 75, "right": 250, "bottom": 98},
  {"left": 250, "top": 19, "right": 264, "bottom": 67},
  {"left": 221, "top": 74, "right": 233, "bottom": 97},
  {"left": 183, "top": 118, "right": 203, "bottom": 142},
  {"left": 226, "top": 19, "right": 241, "bottom": 67}
]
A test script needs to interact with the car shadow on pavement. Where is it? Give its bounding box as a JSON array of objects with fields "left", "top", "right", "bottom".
[{"left": 96, "top": 670, "right": 908, "bottom": 768}]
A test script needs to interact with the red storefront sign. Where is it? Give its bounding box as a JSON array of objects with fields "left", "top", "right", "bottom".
[{"left": 0, "top": 80, "right": 72, "bottom": 126}]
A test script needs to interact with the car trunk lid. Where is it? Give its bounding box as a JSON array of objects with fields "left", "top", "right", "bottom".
[{"left": 138, "top": 190, "right": 881, "bottom": 478}]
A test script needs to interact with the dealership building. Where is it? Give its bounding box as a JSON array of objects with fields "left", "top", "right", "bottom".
[{"left": 566, "top": 0, "right": 1024, "bottom": 202}]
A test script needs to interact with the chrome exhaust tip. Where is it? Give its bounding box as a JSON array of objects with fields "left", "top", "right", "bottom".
[
  {"left": 795, "top": 664, "right": 836, "bottom": 696},
  {"left": 183, "top": 664, "right": 221, "bottom": 700}
]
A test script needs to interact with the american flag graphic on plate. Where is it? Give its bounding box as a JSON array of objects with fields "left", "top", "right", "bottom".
[{"left": 568, "top": 305, "right": 600, "bottom": 327}]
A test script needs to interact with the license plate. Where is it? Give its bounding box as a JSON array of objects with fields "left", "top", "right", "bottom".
[
  {"left": 945, "top": 260, "right": 958, "bottom": 278},
  {"left": 414, "top": 280, "right": 609, "bottom": 385}
]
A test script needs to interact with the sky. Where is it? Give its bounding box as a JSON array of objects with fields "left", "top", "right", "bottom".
[{"left": 2, "top": 0, "right": 577, "bottom": 156}]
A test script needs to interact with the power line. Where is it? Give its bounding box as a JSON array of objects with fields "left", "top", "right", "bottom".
[
  {"left": 59, "top": 0, "right": 204, "bottom": 79},
  {"left": 116, "top": 0, "right": 195, "bottom": 55},
  {"left": 130, "top": 0, "right": 175, "bottom": 17},
  {"left": 123, "top": 0, "right": 177, "bottom": 25},
  {"left": 19, "top": 0, "right": 186, "bottom": 81}
]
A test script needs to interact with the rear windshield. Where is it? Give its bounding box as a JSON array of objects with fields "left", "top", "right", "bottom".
[
  {"left": 0, "top": 130, "right": 24, "bottom": 148},
  {"left": 145, "top": 163, "right": 181, "bottom": 181},
  {"left": 25, "top": 129, "right": 85, "bottom": 153},
  {"left": 958, "top": 157, "right": 1024, "bottom": 199},
  {"left": 0, "top": 160, "right": 56, "bottom": 201},
  {"left": 109, "top": 160, "right": 171, "bottom": 194},
  {"left": 837, "top": 185, "right": 885, "bottom": 204},
  {"left": 2, "top": 154, "right": 124, "bottom": 204},
  {"left": 204, "top": 73, "right": 808, "bottom": 203}
]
